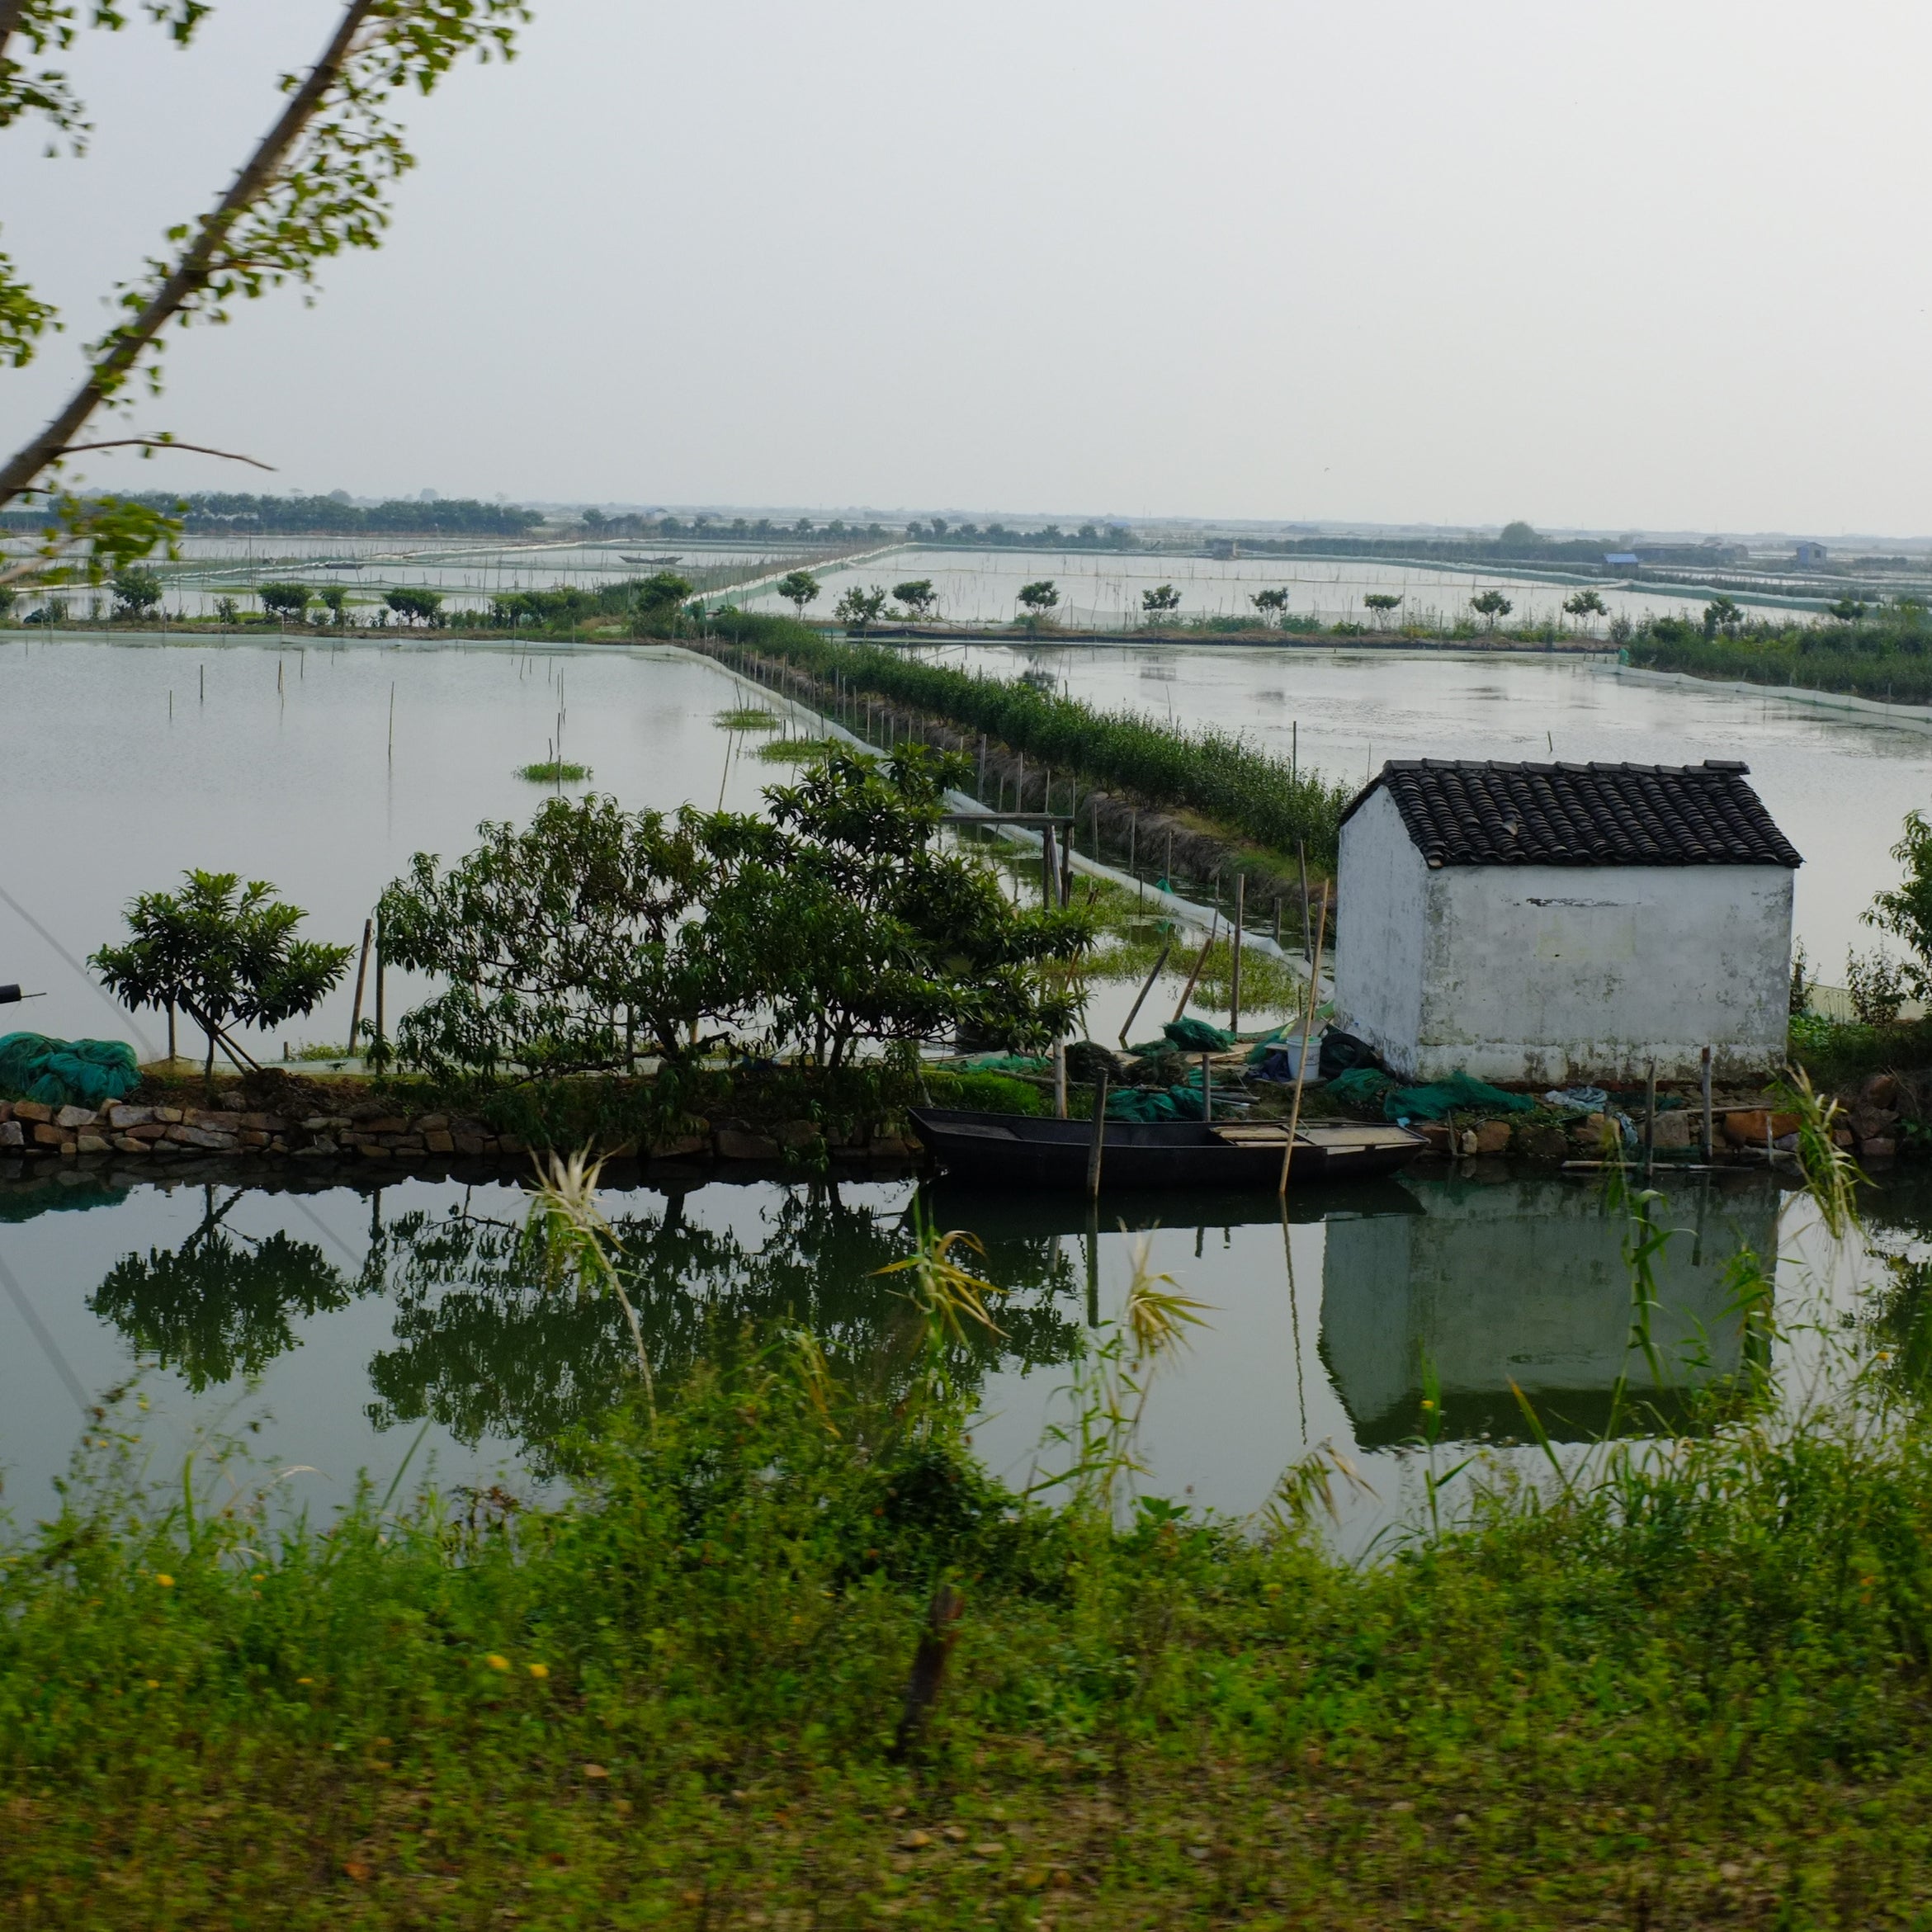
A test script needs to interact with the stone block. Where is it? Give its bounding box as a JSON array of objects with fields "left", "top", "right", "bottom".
[
  {"left": 106, "top": 1105, "right": 154, "bottom": 1130},
  {"left": 32, "top": 1123, "right": 64, "bottom": 1146},
  {"left": 1864, "top": 1137, "right": 1898, "bottom": 1160},
  {"left": 362, "top": 1116, "right": 409, "bottom": 1136},
  {"left": 424, "top": 1130, "right": 456, "bottom": 1154},
  {"left": 716, "top": 1128, "right": 781, "bottom": 1161},
  {"left": 75, "top": 1132, "right": 111, "bottom": 1154},
  {"left": 54, "top": 1105, "right": 97, "bottom": 1130},
  {"left": 126, "top": 1123, "right": 169, "bottom": 1141},
  {"left": 451, "top": 1133, "right": 489, "bottom": 1157},
  {"left": 239, "top": 1131, "right": 271, "bottom": 1149},
  {"left": 416, "top": 1114, "right": 449, "bottom": 1132},
  {"left": 775, "top": 1119, "right": 822, "bottom": 1152},
  {"left": 1724, "top": 1109, "right": 1799, "bottom": 1147},
  {"left": 1863, "top": 1073, "right": 1902, "bottom": 1109},
  {"left": 1414, "top": 1122, "right": 1452, "bottom": 1154},
  {"left": 870, "top": 1133, "right": 919, "bottom": 1161},
  {"left": 0, "top": 1122, "right": 21, "bottom": 1150},
  {"left": 13, "top": 1101, "right": 53, "bottom": 1124},
  {"left": 390, "top": 1136, "right": 426, "bottom": 1154},
  {"left": 0, "top": 1101, "right": 11, "bottom": 1122},
  {"left": 1651, "top": 1111, "right": 1693, "bottom": 1150},
  {"left": 1471, "top": 1119, "right": 1511, "bottom": 1155},
  {"left": 303, "top": 1115, "right": 352, "bottom": 1132},
  {"left": 1516, "top": 1124, "right": 1570, "bottom": 1162},
  {"left": 154, "top": 1107, "right": 184, "bottom": 1124},
  {"left": 498, "top": 1135, "right": 527, "bottom": 1155},
  {"left": 112, "top": 1135, "right": 150, "bottom": 1155},
  {"left": 649, "top": 1131, "right": 709, "bottom": 1160}
]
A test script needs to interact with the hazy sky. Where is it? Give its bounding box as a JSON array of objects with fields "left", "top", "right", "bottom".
[{"left": 6, "top": 0, "right": 1930, "bottom": 532}]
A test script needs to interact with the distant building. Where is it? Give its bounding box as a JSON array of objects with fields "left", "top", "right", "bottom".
[
  {"left": 1604, "top": 551, "right": 1640, "bottom": 569},
  {"left": 1336, "top": 758, "right": 1802, "bottom": 1084},
  {"left": 1794, "top": 541, "right": 1828, "bottom": 567}
]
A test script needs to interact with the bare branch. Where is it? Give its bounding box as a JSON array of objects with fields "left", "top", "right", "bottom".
[{"left": 55, "top": 437, "right": 276, "bottom": 470}]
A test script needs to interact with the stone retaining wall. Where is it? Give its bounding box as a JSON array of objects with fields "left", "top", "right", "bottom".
[{"left": 0, "top": 1097, "right": 922, "bottom": 1170}]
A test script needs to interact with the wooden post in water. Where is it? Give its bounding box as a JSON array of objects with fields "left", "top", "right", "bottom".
[
  {"left": 347, "top": 917, "right": 373, "bottom": 1056},
  {"left": 1086, "top": 1073, "right": 1109, "bottom": 1196},
  {"left": 1273, "top": 895, "right": 1282, "bottom": 944},
  {"left": 1297, "top": 843, "right": 1311, "bottom": 962},
  {"left": 166, "top": 1000, "right": 176, "bottom": 1065},
  {"left": 1644, "top": 1060, "right": 1657, "bottom": 1177},
  {"left": 976, "top": 734, "right": 987, "bottom": 798},
  {"left": 1278, "top": 888, "right": 1331, "bottom": 1197},
  {"left": 374, "top": 916, "right": 387, "bottom": 1068},
  {"left": 1173, "top": 914, "right": 1219, "bottom": 1021},
  {"left": 1231, "top": 873, "right": 1245, "bottom": 1033},
  {"left": 1053, "top": 1042, "right": 1068, "bottom": 1119},
  {"left": 1700, "top": 1046, "right": 1714, "bottom": 1162},
  {"left": 1199, "top": 1053, "right": 1212, "bottom": 1123},
  {"left": 1041, "top": 824, "right": 1059, "bottom": 908}
]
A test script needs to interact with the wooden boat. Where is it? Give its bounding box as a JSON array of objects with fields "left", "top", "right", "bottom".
[{"left": 907, "top": 1108, "right": 1427, "bottom": 1191}]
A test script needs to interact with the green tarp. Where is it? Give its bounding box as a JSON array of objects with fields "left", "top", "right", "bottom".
[{"left": 0, "top": 1032, "right": 141, "bottom": 1108}]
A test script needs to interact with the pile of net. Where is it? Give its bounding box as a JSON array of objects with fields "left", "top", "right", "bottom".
[
  {"left": 0, "top": 1032, "right": 141, "bottom": 1108},
  {"left": 1327, "top": 1065, "right": 1538, "bottom": 1124}
]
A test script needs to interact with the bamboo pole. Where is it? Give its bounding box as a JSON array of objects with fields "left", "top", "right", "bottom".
[
  {"left": 1297, "top": 843, "right": 1311, "bottom": 962},
  {"left": 1199, "top": 1052, "right": 1212, "bottom": 1123},
  {"left": 1644, "top": 1060, "right": 1657, "bottom": 1177},
  {"left": 1277, "top": 889, "right": 1331, "bottom": 1197},
  {"left": 1053, "top": 1041, "right": 1067, "bottom": 1119},
  {"left": 1172, "top": 912, "right": 1220, "bottom": 1022},
  {"left": 1120, "top": 938, "right": 1173, "bottom": 1047},
  {"left": 1701, "top": 1046, "right": 1713, "bottom": 1161}
]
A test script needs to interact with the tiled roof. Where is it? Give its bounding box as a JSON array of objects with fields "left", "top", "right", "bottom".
[{"left": 1340, "top": 759, "right": 1803, "bottom": 869}]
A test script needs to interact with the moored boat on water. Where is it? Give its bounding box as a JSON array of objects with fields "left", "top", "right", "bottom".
[{"left": 907, "top": 1108, "right": 1426, "bottom": 1191}]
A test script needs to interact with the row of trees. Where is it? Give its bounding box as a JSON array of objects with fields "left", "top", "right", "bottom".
[{"left": 92, "top": 752, "right": 1092, "bottom": 1083}]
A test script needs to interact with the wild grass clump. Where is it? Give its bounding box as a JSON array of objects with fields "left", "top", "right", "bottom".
[
  {"left": 754, "top": 735, "right": 844, "bottom": 763},
  {"left": 711, "top": 706, "right": 784, "bottom": 731},
  {"left": 708, "top": 612, "right": 1352, "bottom": 865},
  {"left": 516, "top": 759, "right": 592, "bottom": 783}
]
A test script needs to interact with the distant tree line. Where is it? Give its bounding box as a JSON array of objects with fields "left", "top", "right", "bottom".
[{"left": 2, "top": 492, "right": 544, "bottom": 538}]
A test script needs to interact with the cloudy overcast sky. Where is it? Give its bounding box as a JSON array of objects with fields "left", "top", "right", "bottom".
[{"left": 6, "top": 0, "right": 1927, "bottom": 532}]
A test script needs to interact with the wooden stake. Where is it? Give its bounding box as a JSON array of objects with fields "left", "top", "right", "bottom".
[
  {"left": 347, "top": 916, "right": 373, "bottom": 1055},
  {"left": 1231, "top": 873, "right": 1245, "bottom": 1032},
  {"left": 1053, "top": 1040, "right": 1068, "bottom": 1118},
  {"left": 1200, "top": 1052, "right": 1212, "bottom": 1123},
  {"left": 1086, "top": 1073, "right": 1109, "bottom": 1196},
  {"left": 1701, "top": 1046, "right": 1713, "bottom": 1161},
  {"left": 1644, "top": 1060, "right": 1657, "bottom": 1177},
  {"left": 1278, "top": 888, "right": 1331, "bottom": 1197},
  {"left": 1297, "top": 842, "right": 1311, "bottom": 961}
]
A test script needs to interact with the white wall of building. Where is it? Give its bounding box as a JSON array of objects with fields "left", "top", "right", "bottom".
[{"left": 1339, "top": 788, "right": 1794, "bottom": 1083}]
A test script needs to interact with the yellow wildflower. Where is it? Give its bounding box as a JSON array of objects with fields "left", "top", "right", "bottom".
[
  {"left": 528, "top": 1663, "right": 550, "bottom": 1680},
  {"left": 154, "top": 1573, "right": 175, "bottom": 1588},
  {"left": 485, "top": 1653, "right": 511, "bottom": 1672}
]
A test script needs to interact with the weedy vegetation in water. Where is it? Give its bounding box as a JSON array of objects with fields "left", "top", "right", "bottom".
[{"left": 516, "top": 760, "right": 593, "bottom": 783}]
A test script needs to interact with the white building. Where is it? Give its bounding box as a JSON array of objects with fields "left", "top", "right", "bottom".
[{"left": 1335, "top": 759, "right": 1802, "bottom": 1085}]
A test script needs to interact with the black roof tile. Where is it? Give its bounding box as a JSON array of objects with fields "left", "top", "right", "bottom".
[{"left": 1339, "top": 758, "right": 1802, "bottom": 869}]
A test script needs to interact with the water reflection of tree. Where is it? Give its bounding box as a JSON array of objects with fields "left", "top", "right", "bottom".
[
  {"left": 363, "top": 1183, "right": 1086, "bottom": 1460},
  {"left": 90, "top": 1186, "right": 354, "bottom": 1390}
]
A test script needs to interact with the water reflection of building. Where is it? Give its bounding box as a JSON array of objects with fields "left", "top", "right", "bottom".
[{"left": 1320, "top": 1176, "right": 1778, "bottom": 1444}]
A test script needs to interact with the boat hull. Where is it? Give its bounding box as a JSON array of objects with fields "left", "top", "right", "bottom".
[{"left": 907, "top": 1108, "right": 1425, "bottom": 1191}]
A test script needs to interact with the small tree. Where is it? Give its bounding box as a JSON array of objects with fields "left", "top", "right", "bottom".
[
  {"left": 214, "top": 595, "right": 240, "bottom": 625},
  {"left": 1141, "top": 584, "right": 1182, "bottom": 623},
  {"left": 1703, "top": 594, "right": 1743, "bottom": 639},
  {"left": 377, "top": 796, "right": 731, "bottom": 1078},
  {"left": 1250, "top": 588, "right": 1288, "bottom": 624},
  {"left": 111, "top": 567, "right": 163, "bottom": 619},
  {"left": 893, "top": 578, "right": 938, "bottom": 620},
  {"left": 1470, "top": 590, "right": 1513, "bottom": 631},
  {"left": 833, "top": 584, "right": 889, "bottom": 634},
  {"left": 1363, "top": 593, "right": 1403, "bottom": 628},
  {"left": 1830, "top": 597, "right": 1868, "bottom": 623},
  {"left": 91, "top": 871, "right": 352, "bottom": 1084},
  {"left": 259, "top": 581, "right": 312, "bottom": 624},
  {"left": 1562, "top": 588, "right": 1608, "bottom": 629},
  {"left": 1866, "top": 809, "right": 1932, "bottom": 999},
  {"left": 632, "top": 571, "right": 694, "bottom": 633},
  {"left": 1017, "top": 580, "right": 1059, "bottom": 627},
  {"left": 315, "top": 584, "right": 347, "bottom": 625},
  {"left": 708, "top": 747, "right": 1093, "bottom": 1069},
  {"left": 777, "top": 570, "right": 820, "bottom": 618},
  {"left": 385, "top": 587, "right": 445, "bottom": 626}
]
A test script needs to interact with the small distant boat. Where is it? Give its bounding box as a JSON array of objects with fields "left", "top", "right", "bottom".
[
  {"left": 321, "top": 560, "right": 364, "bottom": 570},
  {"left": 907, "top": 1108, "right": 1426, "bottom": 1191},
  {"left": 623, "top": 555, "right": 681, "bottom": 567}
]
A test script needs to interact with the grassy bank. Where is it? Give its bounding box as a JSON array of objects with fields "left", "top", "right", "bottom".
[
  {"left": 702, "top": 612, "right": 1352, "bottom": 867},
  {"left": 1627, "top": 607, "right": 1932, "bottom": 706}
]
